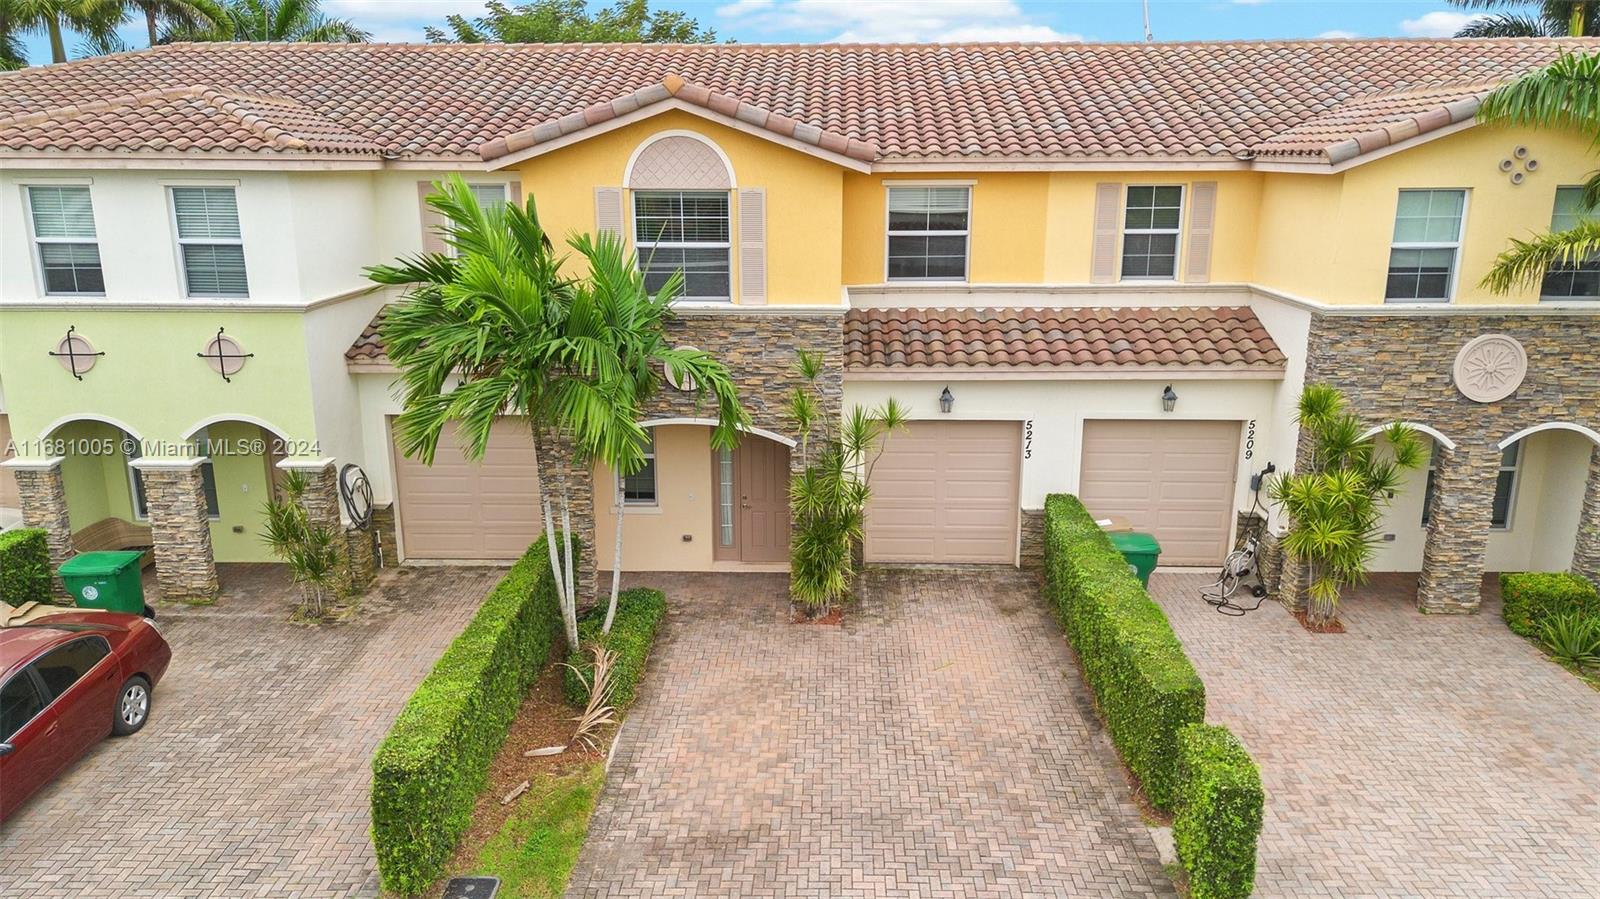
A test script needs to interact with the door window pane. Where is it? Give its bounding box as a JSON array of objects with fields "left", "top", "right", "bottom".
[
  {"left": 32, "top": 638, "right": 111, "bottom": 699},
  {"left": 718, "top": 448, "right": 734, "bottom": 546},
  {"left": 1, "top": 672, "right": 47, "bottom": 741}
]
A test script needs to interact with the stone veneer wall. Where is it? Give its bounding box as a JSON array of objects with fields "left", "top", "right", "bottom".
[
  {"left": 371, "top": 504, "right": 398, "bottom": 569},
  {"left": 1577, "top": 448, "right": 1600, "bottom": 584},
  {"left": 138, "top": 465, "right": 219, "bottom": 602},
  {"left": 13, "top": 466, "right": 73, "bottom": 600},
  {"left": 1299, "top": 311, "right": 1600, "bottom": 611},
  {"left": 1019, "top": 509, "right": 1045, "bottom": 571}
]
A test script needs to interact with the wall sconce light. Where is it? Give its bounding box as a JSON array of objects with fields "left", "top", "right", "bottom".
[
  {"left": 939, "top": 386, "right": 954, "bottom": 414},
  {"left": 1161, "top": 384, "right": 1178, "bottom": 413}
]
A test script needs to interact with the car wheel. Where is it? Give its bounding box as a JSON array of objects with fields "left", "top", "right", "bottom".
[
  {"left": 112, "top": 676, "right": 152, "bottom": 736},
  {"left": 142, "top": 603, "right": 156, "bottom": 619}
]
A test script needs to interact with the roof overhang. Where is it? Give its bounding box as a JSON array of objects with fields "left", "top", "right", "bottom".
[{"left": 0, "top": 152, "right": 385, "bottom": 171}]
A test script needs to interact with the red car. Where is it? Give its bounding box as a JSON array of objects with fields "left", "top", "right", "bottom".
[{"left": 0, "top": 610, "right": 171, "bottom": 821}]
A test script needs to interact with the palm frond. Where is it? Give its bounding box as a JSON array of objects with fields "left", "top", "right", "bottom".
[{"left": 1481, "top": 218, "right": 1600, "bottom": 294}]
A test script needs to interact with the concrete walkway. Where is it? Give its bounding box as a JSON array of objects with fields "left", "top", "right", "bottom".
[
  {"left": 568, "top": 568, "right": 1175, "bottom": 899},
  {"left": 0, "top": 563, "right": 504, "bottom": 899},
  {"left": 1152, "top": 571, "right": 1600, "bottom": 898}
]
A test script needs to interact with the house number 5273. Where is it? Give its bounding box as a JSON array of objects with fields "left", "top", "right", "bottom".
[{"left": 1024, "top": 420, "right": 1034, "bottom": 459}]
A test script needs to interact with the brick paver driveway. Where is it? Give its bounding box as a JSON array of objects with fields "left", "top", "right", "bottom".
[
  {"left": 0, "top": 563, "right": 504, "bottom": 899},
  {"left": 1152, "top": 571, "right": 1600, "bottom": 898},
  {"left": 568, "top": 568, "right": 1174, "bottom": 899}
]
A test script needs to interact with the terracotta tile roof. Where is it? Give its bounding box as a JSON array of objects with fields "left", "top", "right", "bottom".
[
  {"left": 1253, "top": 82, "right": 1492, "bottom": 164},
  {"left": 0, "top": 85, "right": 384, "bottom": 156},
  {"left": 345, "top": 307, "right": 388, "bottom": 364},
  {"left": 844, "top": 306, "right": 1287, "bottom": 371},
  {"left": 0, "top": 39, "right": 1590, "bottom": 164},
  {"left": 480, "top": 73, "right": 877, "bottom": 162}
]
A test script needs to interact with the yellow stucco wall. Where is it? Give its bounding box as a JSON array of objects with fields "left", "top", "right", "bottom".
[
  {"left": 511, "top": 110, "right": 845, "bottom": 305},
  {"left": 593, "top": 424, "right": 715, "bottom": 571},
  {"left": 1254, "top": 123, "right": 1599, "bottom": 304}
]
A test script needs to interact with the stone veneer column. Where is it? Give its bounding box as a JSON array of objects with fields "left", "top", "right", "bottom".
[
  {"left": 132, "top": 458, "right": 219, "bottom": 602},
  {"left": 276, "top": 458, "right": 375, "bottom": 595},
  {"left": 1417, "top": 443, "right": 1497, "bottom": 613},
  {"left": 5, "top": 457, "right": 73, "bottom": 600},
  {"left": 535, "top": 434, "right": 597, "bottom": 605},
  {"left": 1574, "top": 445, "right": 1600, "bottom": 585}
]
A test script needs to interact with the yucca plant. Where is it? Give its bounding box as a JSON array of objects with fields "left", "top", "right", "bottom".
[
  {"left": 260, "top": 469, "right": 340, "bottom": 619},
  {"left": 786, "top": 350, "right": 907, "bottom": 613},
  {"left": 1269, "top": 384, "right": 1424, "bottom": 627},
  {"left": 1539, "top": 613, "right": 1600, "bottom": 669}
]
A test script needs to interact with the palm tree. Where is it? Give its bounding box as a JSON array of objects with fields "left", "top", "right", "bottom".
[
  {"left": 1269, "top": 385, "right": 1423, "bottom": 627},
  {"left": 1, "top": 0, "right": 30, "bottom": 69},
  {"left": 1450, "top": 1, "right": 1596, "bottom": 37},
  {"left": 1478, "top": 51, "right": 1600, "bottom": 292},
  {"left": 128, "top": 0, "right": 228, "bottom": 45},
  {"left": 564, "top": 230, "right": 746, "bottom": 632},
  {"left": 165, "top": 0, "right": 367, "bottom": 42},
  {"left": 8, "top": 0, "right": 122, "bottom": 63}
]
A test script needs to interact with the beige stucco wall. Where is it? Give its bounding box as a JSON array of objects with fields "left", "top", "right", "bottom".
[{"left": 593, "top": 424, "right": 716, "bottom": 571}]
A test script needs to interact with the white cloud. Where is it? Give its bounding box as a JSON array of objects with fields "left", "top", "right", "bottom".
[
  {"left": 719, "top": 0, "right": 1080, "bottom": 43},
  {"left": 1316, "top": 29, "right": 1359, "bottom": 39},
  {"left": 1399, "top": 10, "right": 1484, "bottom": 38}
]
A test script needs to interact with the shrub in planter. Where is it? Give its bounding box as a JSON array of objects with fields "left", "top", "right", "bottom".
[
  {"left": 1174, "top": 723, "right": 1265, "bottom": 899},
  {"left": 0, "top": 528, "right": 52, "bottom": 605},
  {"left": 564, "top": 587, "right": 665, "bottom": 711},
  {"left": 1500, "top": 572, "right": 1599, "bottom": 638},
  {"left": 370, "top": 536, "right": 575, "bottom": 895},
  {"left": 1043, "top": 493, "right": 1205, "bottom": 811}
]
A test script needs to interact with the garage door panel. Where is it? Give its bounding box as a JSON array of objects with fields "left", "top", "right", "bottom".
[
  {"left": 392, "top": 419, "right": 543, "bottom": 560},
  {"left": 865, "top": 420, "right": 1021, "bottom": 564},
  {"left": 1081, "top": 420, "right": 1240, "bottom": 566}
]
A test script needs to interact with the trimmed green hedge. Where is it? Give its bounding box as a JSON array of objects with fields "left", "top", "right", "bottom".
[
  {"left": 1500, "top": 572, "right": 1599, "bottom": 638},
  {"left": 564, "top": 587, "right": 666, "bottom": 711},
  {"left": 1174, "top": 724, "right": 1265, "bottom": 899},
  {"left": 1042, "top": 494, "right": 1205, "bottom": 811},
  {"left": 0, "top": 528, "right": 52, "bottom": 605},
  {"left": 370, "top": 536, "right": 577, "bottom": 896}
]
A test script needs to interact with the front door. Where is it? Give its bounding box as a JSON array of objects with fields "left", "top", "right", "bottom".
[{"left": 713, "top": 438, "right": 791, "bottom": 563}]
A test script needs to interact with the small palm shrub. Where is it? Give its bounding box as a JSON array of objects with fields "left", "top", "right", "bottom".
[
  {"left": 1269, "top": 384, "right": 1423, "bottom": 626},
  {"left": 260, "top": 470, "right": 340, "bottom": 618},
  {"left": 785, "top": 350, "right": 906, "bottom": 613},
  {"left": 1539, "top": 613, "right": 1600, "bottom": 669}
]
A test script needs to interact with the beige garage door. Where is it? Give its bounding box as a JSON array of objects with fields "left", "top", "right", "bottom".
[
  {"left": 391, "top": 419, "right": 542, "bottom": 560},
  {"left": 1079, "top": 419, "right": 1240, "bottom": 566},
  {"left": 865, "top": 420, "right": 1021, "bottom": 564}
]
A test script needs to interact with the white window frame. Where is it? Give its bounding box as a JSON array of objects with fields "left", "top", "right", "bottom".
[
  {"left": 883, "top": 183, "right": 972, "bottom": 283},
  {"left": 1540, "top": 185, "right": 1600, "bottom": 301},
  {"left": 618, "top": 430, "right": 658, "bottom": 508},
  {"left": 1385, "top": 188, "right": 1468, "bottom": 304},
  {"left": 1119, "top": 184, "right": 1184, "bottom": 282},
  {"left": 23, "top": 183, "right": 105, "bottom": 297},
  {"left": 167, "top": 184, "right": 249, "bottom": 299},
  {"left": 632, "top": 189, "right": 732, "bottom": 302}
]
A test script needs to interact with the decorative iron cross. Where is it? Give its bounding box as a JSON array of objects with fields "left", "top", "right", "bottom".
[
  {"left": 197, "top": 327, "right": 254, "bottom": 383},
  {"left": 48, "top": 326, "right": 104, "bottom": 381}
]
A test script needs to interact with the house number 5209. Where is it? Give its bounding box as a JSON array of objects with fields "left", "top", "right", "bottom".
[
  {"left": 1244, "top": 419, "right": 1256, "bottom": 460},
  {"left": 1024, "top": 419, "right": 1034, "bottom": 459}
]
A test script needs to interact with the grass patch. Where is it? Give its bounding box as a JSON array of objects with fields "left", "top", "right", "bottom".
[{"left": 467, "top": 762, "right": 607, "bottom": 898}]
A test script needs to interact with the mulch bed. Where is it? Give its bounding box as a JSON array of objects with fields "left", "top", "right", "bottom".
[
  {"left": 1293, "top": 610, "right": 1347, "bottom": 633},
  {"left": 423, "top": 661, "right": 612, "bottom": 899},
  {"left": 791, "top": 606, "right": 844, "bottom": 626}
]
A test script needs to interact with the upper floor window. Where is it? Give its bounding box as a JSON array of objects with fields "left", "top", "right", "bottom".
[
  {"left": 1385, "top": 189, "right": 1464, "bottom": 302},
  {"left": 886, "top": 186, "right": 970, "bottom": 281},
  {"left": 467, "top": 183, "right": 510, "bottom": 211},
  {"left": 1541, "top": 186, "right": 1600, "bottom": 300},
  {"left": 634, "top": 190, "right": 730, "bottom": 301},
  {"left": 1121, "top": 185, "right": 1182, "bottom": 280},
  {"left": 171, "top": 186, "right": 249, "bottom": 298},
  {"left": 27, "top": 185, "right": 104, "bottom": 296},
  {"left": 620, "top": 430, "right": 657, "bottom": 506}
]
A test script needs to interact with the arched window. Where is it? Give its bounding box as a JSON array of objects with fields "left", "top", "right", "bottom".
[{"left": 626, "top": 134, "right": 735, "bottom": 302}]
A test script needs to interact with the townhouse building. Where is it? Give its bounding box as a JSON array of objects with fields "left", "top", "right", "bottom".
[{"left": 2, "top": 39, "right": 1597, "bottom": 610}]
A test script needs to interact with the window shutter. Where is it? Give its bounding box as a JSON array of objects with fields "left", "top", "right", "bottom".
[
  {"left": 594, "top": 187, "right": 623, "bottom": 239},
  {"left": 1091, "top": 183, "right": 1122, "bottom": 284},
  {"left": 509, "top": 181, "right": 523, "bottom": 207},
  {"left": 417, "top": 181, "right": 447, "bottom": 254},
  {"left": 1185, "top": 181, "right": 1217, "bottom": 283},
  {"left": 738, "top": 188, "right": 767, "bottom": 305}
]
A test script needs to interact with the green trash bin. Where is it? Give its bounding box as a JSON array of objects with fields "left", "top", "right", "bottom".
[
  {"left": 1108, "top": 531, "right": 1161, "bottom": 588},
  {"left": 59, "top": 551, "right": 147, "bottom": 615}
]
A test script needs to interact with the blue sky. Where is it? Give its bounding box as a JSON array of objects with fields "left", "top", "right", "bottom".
[{"left": 15, "top": 1, "right": 1546, "bottom": 66}]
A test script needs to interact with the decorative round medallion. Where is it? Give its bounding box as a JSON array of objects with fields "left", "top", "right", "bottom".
[
  {"left": 51, "top": 328, "right": 101, "bottom": 378},
  {"left": 1453, "top": 334, "right": 1527, "bottom": 403},
  {"left": 664, "top": 345, "right": 699, "bottom": 392}
]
